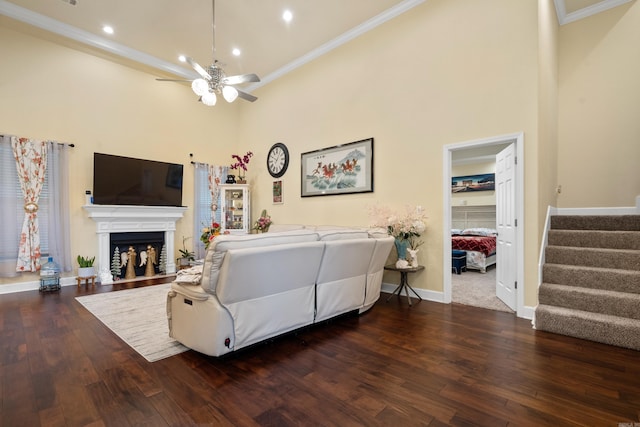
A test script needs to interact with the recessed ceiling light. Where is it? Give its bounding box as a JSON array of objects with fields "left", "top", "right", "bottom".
[
  {"left": 178, "top": 55, "right": 187, "bottom": 62},
  {"left": 282, "top": 10, "right": 293, "bottom": 22},
  {"left": 102, "top": 25, "right": 114, "bottom": 35},
  {"left": 232, "top": 48, "right": 241, "bottom": 57}
]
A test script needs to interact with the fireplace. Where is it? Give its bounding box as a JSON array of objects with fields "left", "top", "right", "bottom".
[
  {"left": 110, "top": 231, "right": 165, "bottom": 279},
  {"left": 83, "top": 205, "right": 187, "bottom": 284}
]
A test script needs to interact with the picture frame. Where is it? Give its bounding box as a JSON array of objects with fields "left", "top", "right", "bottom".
[
  {"left": 301, "top": 137, "right": 374, "bottom": 197},
  {"left": 272, "top": 180, "right": 283, "bottom": 204},
  {"left": 451, "top": 173, "right": 495, "bottom": 193}
]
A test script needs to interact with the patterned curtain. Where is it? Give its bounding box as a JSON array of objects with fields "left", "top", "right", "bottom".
[
  {"left": 208, "top": 165, "right": 225, "bottom": 217},
  {"left": 11, "top": 137, "right": 48, "bottom": 272}
]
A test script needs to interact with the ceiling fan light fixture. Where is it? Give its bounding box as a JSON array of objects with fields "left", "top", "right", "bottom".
[
  {"left": 222, "top": 85, "right": 239, "bottom": 103},
  {"left": 201, "top": 91, "right": 217, "bottom": 106},
  {"left": 191, "top": 78, "right": 209, "bottom": 96}
]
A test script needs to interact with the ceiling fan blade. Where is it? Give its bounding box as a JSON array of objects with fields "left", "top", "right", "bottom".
[
  {"left": 186, "top": 57, "right": 211, "bottom": 80},
  {"left": 236, "top": 89, "right": 258, "bottom": 102},
  {"left": 222, "top": 73, "right": 260, "bottom": 85},
  {"left": 156, "top": 78, "right": 192, "bottom": 82}
]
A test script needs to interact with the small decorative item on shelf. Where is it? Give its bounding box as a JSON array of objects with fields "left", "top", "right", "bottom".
[
  {"left": 253, "top": 209, "right": 272, "bottom": 233},
  {"left": 230, "top": 151, "right": 253, "bottom": 184},
  {"left": 225, "top": 175, "right": 236, "bottom": 184},
  {"left": 200, "top": 222, "right": 221, "bottom": 249},
  {"left": 369, "top": 204, "right": 428, "bottom": 269}
]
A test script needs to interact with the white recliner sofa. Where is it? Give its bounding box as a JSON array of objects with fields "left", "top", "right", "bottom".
[{"left": 166, "top": 227, "right": 393, "bottom": 357}]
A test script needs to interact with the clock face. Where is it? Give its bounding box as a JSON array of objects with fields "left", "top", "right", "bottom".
[{"left": 267, "top": 143, "right": 289, "bottom": 178}]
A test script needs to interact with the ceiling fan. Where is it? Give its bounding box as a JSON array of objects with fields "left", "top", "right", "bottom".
[{"left": 157, "top": 0, "right": 260, "bottom": 105}]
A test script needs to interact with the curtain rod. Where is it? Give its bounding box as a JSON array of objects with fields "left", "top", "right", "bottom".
[{"left": 0, "top": 134, "right": 75, "bottom": 147}]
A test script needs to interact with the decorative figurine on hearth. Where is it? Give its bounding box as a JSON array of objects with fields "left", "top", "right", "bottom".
[
  {"left": 111, "top": 246, "right": 121, "bottom": 280},
  {"left": 125, "top": 246, "right": 137, "bottom": 280},
  {"left": 144, "top": 245, "right": 157, "bottom": 277}
]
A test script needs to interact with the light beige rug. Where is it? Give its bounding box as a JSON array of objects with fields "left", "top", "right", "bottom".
[
  {"left": 451, "top": 267, "right": 514, "bottom": 313},
  {"left": 76, "top": 283, "right": 188, "bottom": 362}
]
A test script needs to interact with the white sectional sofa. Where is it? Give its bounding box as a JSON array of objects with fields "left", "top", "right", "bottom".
[{"left": 166, "top": 227, "right": 394, "bottom": 357}]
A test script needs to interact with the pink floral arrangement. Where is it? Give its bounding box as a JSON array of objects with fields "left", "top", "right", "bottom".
[
  {"left": 253, "top": 209, "right": 272, "bottom": 232},
  {"left": 368, "top": 204, "right": 427, "bottom": 248}
]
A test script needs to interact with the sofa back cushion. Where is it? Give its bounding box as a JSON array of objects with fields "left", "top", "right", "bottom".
[
  {"left": 200, "top": 230, "right": 319, "bottom": 294},
  {"left": 316, "top": 229, "right": 370, "bottom": 241},
  {"left": 267, "top": 224, "right": 306, "bottom": 233}
]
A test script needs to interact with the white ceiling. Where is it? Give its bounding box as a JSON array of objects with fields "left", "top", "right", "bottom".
[{"left": 0, "top": 0, "right": 634, "bottom": 92}]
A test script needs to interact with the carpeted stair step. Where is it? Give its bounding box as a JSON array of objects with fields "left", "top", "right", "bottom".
[
  {"left": 535, "top": 304, "right": 640, "bottom": 351},
  {"left": 550, "top": 215, "right": 640, "bottom": 231},
  {"left": 548, "top": 229, "right": 640, "bottom": 250},
  {"left": 545, "top": 246, "right": 640, "bottom": 271},
  {"left": 538, "top": 283, "right": 640, "bottom": 320},
  {"left": 543, "top": 264, "right": 640, "bottom": 294}
]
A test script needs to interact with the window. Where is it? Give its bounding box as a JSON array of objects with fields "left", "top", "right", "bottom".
[{"left": 0, "top": 138, "right": 71, "bottom": 277}]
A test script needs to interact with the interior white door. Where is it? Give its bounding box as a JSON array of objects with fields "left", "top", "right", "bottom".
[{"left": 495, "top": 143, "right": 517, "bottom": 310}]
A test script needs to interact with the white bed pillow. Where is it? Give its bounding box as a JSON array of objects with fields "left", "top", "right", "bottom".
[{"left": 461, "top": 227, "right": 497, "bottom": 237}]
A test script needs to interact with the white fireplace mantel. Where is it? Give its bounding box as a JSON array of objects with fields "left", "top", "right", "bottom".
[{"left": 83, "top": 204, "right": 187, "bottom": 284}]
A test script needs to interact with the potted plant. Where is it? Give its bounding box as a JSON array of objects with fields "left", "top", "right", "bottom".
[
  {"left": 77, "top": 255, "right": 96, "bottom": 278},
  {"left": 177, "top": 236, "right": 195, "bottom": 267}
]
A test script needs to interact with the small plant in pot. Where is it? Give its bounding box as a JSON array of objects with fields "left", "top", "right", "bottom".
[
  {"left": 177, "top": 236, "right": 195, "bottom": 267},
  {"left": 77, "top": 255, "right": 96, "bottom": 278}
]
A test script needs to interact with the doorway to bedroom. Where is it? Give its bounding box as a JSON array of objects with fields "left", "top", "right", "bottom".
[{"left": 443, "top": 133, "right": 524, "bottom": 316}]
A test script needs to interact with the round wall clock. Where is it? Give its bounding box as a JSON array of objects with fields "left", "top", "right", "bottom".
[{"left": 267, "top": 142, "right": 289, "bottom": 178}]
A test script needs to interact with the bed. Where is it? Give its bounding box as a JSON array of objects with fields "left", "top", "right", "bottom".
[
  {"left": 451, "top": 233, "right": 496, "bottom": 273},
  {"left": 451, "top": 205, "right": 497, "bottom": 273}
]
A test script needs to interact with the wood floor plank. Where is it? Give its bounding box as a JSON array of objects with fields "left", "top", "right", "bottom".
[{"left": 2, "top": 279, "right": 640, "bottom": 426}]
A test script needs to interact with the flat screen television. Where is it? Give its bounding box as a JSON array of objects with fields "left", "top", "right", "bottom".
[{"left": 93, "top": 153, "right": 184, "bottom": 207}]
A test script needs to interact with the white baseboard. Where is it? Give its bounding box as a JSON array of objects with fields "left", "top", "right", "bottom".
[
  {"left": 381, "top": 281, "right": 535, "bottom": 320},
  {"left": 0, "top": 277, "right": 78, "bottom": 295}
]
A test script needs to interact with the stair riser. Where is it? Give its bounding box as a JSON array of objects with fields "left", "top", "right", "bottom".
[
  {"left": 550, "top": 215, "right": 640, "bottom": 231},
  {"left": 535, "top": 306, "right": 640, "bottom": 351},
  {"left": 545, "top": 247, "right": 640, "bottom": 271},
  {"left": 542, "top": 264, "right": 640, "bottom": 294},
  {"left": 548, "top": 230, "right": 640, "bottom": 250},
  {"left": 538, "top": 284, "right": 640, "bottom": 320}
]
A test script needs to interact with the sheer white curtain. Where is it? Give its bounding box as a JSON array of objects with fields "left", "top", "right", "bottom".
[
  {"left": 46, "top": 141, "right": 72, "bottom": 272},
  {"left": 193, "top": 163, "right": 226, "bottom": 259}
]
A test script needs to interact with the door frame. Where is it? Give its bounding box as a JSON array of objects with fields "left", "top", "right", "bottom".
[{"left": 442, "top": 132, "right": 525, "bottom": 317}]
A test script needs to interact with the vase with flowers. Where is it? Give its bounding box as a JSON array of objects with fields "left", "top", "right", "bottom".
[
  {"left": 253, "top": 209, "right": 272, "bottom": 233},
  {"left": 369, "top": 204, "right": 428, "bottom": 268},
  {"left": 230, "top": 151, "right": 253, "bottom": 184},
  {"left": 200, "top": 222, "right": 221, "bottom": 250}
]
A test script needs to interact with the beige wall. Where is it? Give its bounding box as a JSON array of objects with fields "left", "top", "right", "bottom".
[
  {"left": 238, "top": 0, "right": 541, "bottom": 303},
  {"left": 557, "top": 1, "right": 640, "bottom": 207},
  {"left": 0, "top": 24, "right": 239, "bottom": 285}
]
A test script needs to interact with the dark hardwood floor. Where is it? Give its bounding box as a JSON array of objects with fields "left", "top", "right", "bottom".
[{"left": 1, "top": 279, "right": 639, "bottom": 426}]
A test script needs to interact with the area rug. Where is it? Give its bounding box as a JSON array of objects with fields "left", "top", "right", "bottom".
[
  {"left": 451, "top": 267, "right": 514, "bottom": 313},
  {"left": 75, "top": 283, "right": 188, "bottom": 362}
]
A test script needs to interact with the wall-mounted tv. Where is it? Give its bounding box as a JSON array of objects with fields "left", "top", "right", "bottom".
[{"left": 93, "top": 153, "right": 184, "bottom": 207}]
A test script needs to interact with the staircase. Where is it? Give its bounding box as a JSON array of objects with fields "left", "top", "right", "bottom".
[{"left": 535, "top": 215, "right": 640, "bottom": 350}]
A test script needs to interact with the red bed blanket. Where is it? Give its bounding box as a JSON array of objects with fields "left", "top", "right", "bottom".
[{"left": 452, "top": 235, "right": 496, "bottom": 257}]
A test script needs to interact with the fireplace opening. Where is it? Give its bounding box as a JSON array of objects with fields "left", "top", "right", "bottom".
[{"left": 110, "top": 231, "right": 165, "bottom": 280}]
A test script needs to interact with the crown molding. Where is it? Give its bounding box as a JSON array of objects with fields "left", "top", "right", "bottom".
[
  {"left": 1, "top": 0, "right": 424, "bottom": 91},
  {"left": 244, "top": 0, "right": 426, "bottom": 92},
  {"left": 555, "top": 0, "right": 634, "bottom": 25},
  {"left": 0, "top": 0, "right": 197, "bottom": 79}
]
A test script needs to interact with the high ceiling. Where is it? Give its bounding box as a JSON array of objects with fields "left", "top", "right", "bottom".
[{"left": 0, "top": 0, "right": 633, "bottom": 92}]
